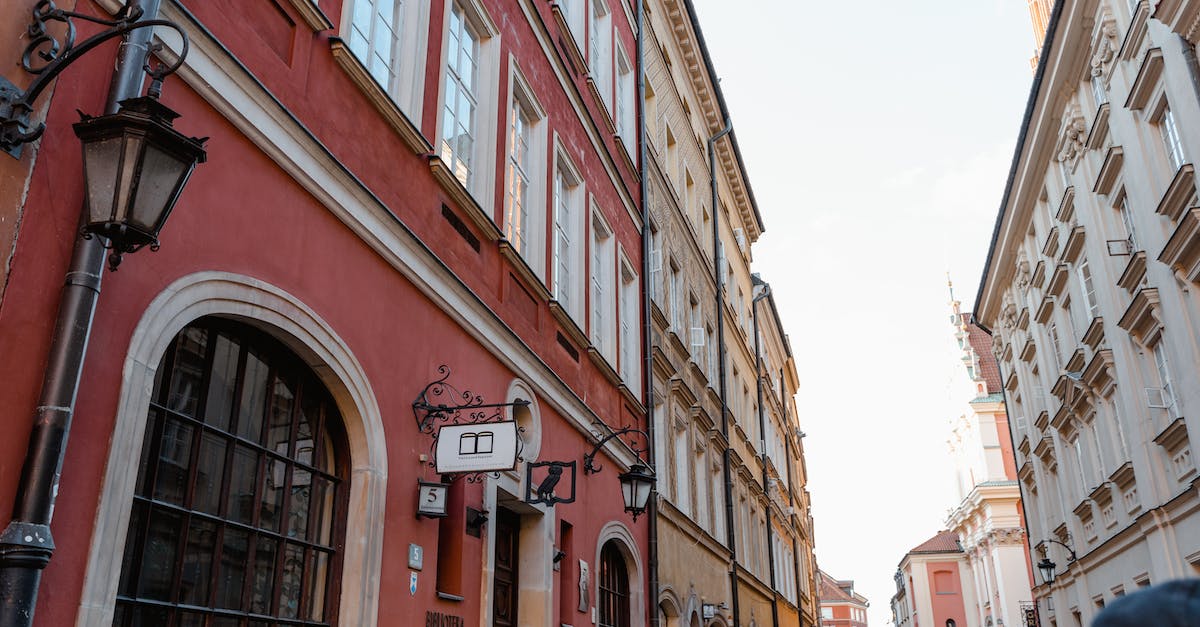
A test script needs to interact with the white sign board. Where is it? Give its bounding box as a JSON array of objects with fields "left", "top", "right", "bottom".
[{"left": 435, "top": 421, "right": 519, "bottom": 474}]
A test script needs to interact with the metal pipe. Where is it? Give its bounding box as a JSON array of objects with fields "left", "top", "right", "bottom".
[
  {"left": 751, "top": 281, "right": 780, "bottom": 627},
  {"left": 781, "top": 369, "right": 804, "bottom": 627},
  {"left": 708, "top": 118, "right": 739, "bottom": 626},
  {"left": 637, "top": 0, "right": 661, "bottom": 624},
  {"left": 0, "top": 1, "right": 159, "bottom": 624}
]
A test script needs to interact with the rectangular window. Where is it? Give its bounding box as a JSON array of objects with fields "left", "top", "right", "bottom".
[
  {"left": 1048, "top": 322, "right": 1063, "bottom": 372},
  {"left": 668, "top": 261, "right": 682, "bottom": 331},
  {"left": 561, "top": 0, "right": 585, "bottom": 51},
  {"left": 1118, "top": 194, "right": 1139, "bottom": 251},
  {"left": 616, "top": 46, "right": 636, "bottom": 148},
  {"left": 440, "top": 3, "right": 481, "bottom": 186},
  {"left": 673, "top": 421, "right": 690, "bottom": 515},
  {"left": 503, "top": 68, "right": 547, "bottom": 272},
  {"left": 1091, "top": 75, "right": 1107, "bottom": 107},
  {"left": 345, "top": 1, "right": 427, "bottom": 116},
  {"left": 1152, "top": 341, "right": 1177, "bottom": 417},
  {"left": 619, "top": 257, "right": 639, "bottom": 394},
  {"left": 1160, "top": 105, "right": 1186, "bottom": 172},
  {"left": 553, "top": 153, "right": 584, "bottom": 319},
  {"left": 348, "top": 0, "right": 402, "bottom": 88},
  {"left": 589, "top": 0, "right": 612, "bottom": 108},
  {"left": 590, "top": 207, "right": 616, "bottom": 358},
  {"left": 505, "top": 98, "right": 532, "bottom": 253},
  {"left": 1078, "top": 259, "right": 1099, "bottom": 319}
]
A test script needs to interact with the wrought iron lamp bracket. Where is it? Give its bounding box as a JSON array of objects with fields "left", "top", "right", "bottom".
[
  {"left": 0, "top": 0, "right": 191, "bottom": 156},
  {"left": 411, "top": 365, "right": 531, "bottom": 483},
  {"left": 1035, "top": 537, "right": 1078, "bottom": 563},
  {"left": 581, "top": 424, "right": 651, "bottom": 474}
]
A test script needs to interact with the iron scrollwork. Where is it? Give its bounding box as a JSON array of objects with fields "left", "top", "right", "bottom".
[
  {"left": 581, "top": 422, "right": 651, "bottom": 475},
  {"left": 411, "top": 365, "right": 531, "bottom": 483},
  {"left": 0, "top": 0, "right": 191, "bottom": 155}
]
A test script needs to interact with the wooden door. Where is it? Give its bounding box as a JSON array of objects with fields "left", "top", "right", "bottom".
[{"left": 492, "top": 509, "right": 520, "bottom": 627}]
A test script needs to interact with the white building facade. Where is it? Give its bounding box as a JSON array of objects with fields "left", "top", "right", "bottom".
[{"left": 977, "top": 1, "right": 1200, "bottom": 625}]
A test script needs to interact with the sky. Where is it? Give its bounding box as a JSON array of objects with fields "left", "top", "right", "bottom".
[{"left": 688, "top": 1, "right": 1036, "bottom": 623}]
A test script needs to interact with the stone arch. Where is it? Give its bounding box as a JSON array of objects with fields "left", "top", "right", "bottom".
[
  {"left": 594, "top": 520, "right": 646, "bottom": 627},
  {"left": 658, "top": 586, "right": 682, "bottom": 627},
  {"left": 75, "top": 271, "right": 386, "bottom": 627}
]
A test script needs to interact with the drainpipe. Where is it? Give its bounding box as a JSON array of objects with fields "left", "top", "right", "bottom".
[
  {"left": 1177, "top": 35, "right": 1200, "bottom": 108},
  {"left": 708, "top": 119, "right": 739, "bottom": 626},
  {"left": 751, "top": 279, "right": 779, "bottom": 627},
  {"left": 0, "top": 2, "right": 160, "bottom": 625},
  {"left": 637, "top": 0, "right": 661, "bottom": 625}
]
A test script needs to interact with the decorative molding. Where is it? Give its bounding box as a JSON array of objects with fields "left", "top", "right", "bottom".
[
  {"left": 286, "top": 0, "right": 333, "bottom": 31},
  {"left": 1088, "top": 12, "right": 1120, "bottom": 83},
  {"left": 1117, "top": 287, "right": 1162, "bottom": 344},
  {"left": 1154, "top": 164, "right": 1196, "bottom": 222},
  {"left": 1086, "top": 103, "right": 1111, "bottom": 151},
  {"left": 1047, "top": 263, "right": 1070, "bottom": 296},
  {"left": 1056, "top": 109, "right": 1088, "bottom": 167},
  {"left": 1125, "top": 47, "right": 1164, "bottom": 110},
  {"left": 1093, "top": 146, "right": 1124, "bottom": 195},
  {"left": 1043, "top": 226, "right": 1061, "bottom": 258},
  {"left": 1159, "top": 208, "right": 1200, "bottom": 283},
  {"left": 1116, "top": 251, "right": 1148, "bottom": 294},
  {"left": 1153, "top": 417, "right": 1190, "bottom": 452},
  {"left": 1056, "top": 186, "right": 1077, "bottom": 223},
  {"left": 1035, "top": 294, "right": 1056, "bottom": 324},
  {"left": 1082, "top": 317, "right": 1105, "bottom": 351},
  {"left": 1062, "top": 226, "right": 1086, "bottom": 263}
]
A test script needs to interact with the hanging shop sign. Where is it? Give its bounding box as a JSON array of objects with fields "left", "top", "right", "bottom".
[
  {"left": 435, "top": 421, "right": 519, "bottom": 474},
  {"left": 525, "top": 460, "right": 577, "bottom": 506}
]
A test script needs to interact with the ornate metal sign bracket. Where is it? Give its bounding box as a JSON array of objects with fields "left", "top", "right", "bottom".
[
  {"left": 581, "top": 423, "right": 651, "bottom": 474},
  {"left": 411, "top": 365, "right": 531, "bottom": 483},
  {"left": 0, "top": 0, "right": 192, "bottom": 156}
]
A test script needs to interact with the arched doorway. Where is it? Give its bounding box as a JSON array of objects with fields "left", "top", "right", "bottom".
[
  {"left": 112, "top": 317, "right": 349, "bottom": 626},
  {"left": 598, "top": 540, "right": 631, "bottom": 627}
]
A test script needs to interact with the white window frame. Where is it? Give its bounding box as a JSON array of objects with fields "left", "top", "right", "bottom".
[
  {"left": 589, "top": 0, "right": 613, "bottom": 110},
  {"left": 1116, "top": 191, "right": 1139, "bottom": 251},
  {"left": 561, "top": 0, "right": 586, "bottom": 56},
  {"left": 436, "top": 0, "right": 500, "bottom": 207},
  {"left": 1151, "top": 339, "right": 1178, "bottom": 418},
  {"left": 1157, "top": 102, "right": 1187, "bottom": 172},
  {"left": 590, "top": 203, "right": 616, "bottom": 359},
  {"left": 341, "top": 0, "right": 430, "bottom": 119},
  {"left": 618, "top": 251, "right": 640, "bottom": 395},
  {"left": 1078, "top": 258, "right": 1099, "bottom": 319},
  {"left": 503, "top": 61, "right": 548, "bottom": 273},
  {"left": 615, "top": 43, "right": 636, "bottom": 152},
  {"left": 552, "top": 142, "right": 586, "bottom": 321}
]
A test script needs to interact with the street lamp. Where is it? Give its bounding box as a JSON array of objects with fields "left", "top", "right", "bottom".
[
  {"left": 618, "top": 463, "right": 655, "bottom": 519},
  {"left": 75, "top": 94, "right": 207, "bottom": 269},
  {"left": 1037, "top": 557, "right": 1057, "bottom": 585}
]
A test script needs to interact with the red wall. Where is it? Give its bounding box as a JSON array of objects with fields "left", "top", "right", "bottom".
[
  {"left": 925, "top": 561, "right": 967, "bottom": 627},
  {"left": 0, "top": 0, "right": 647, "bottom": 624}
]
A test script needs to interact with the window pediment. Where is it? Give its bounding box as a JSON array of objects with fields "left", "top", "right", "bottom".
[
  {"left": 1050, "top": 403, "right": 1073, "bottom": 433},
  {"left": 1117, "top": 251, "right": 1148, "bottom": 294},
  {"left": 1086, "top": 103, "right": 1111, "bottom": 151},
  {"left": 1035, "top": 410, "right": 1051, "bottom": 432},
  {"left": 1117, "top": 287, "right": 1162, "bottom": 344},
  {"left": 1125, "top": 47, "right": 1165, "bottom": 110},
  {"left": 1043, "top": 227, "right": 1061, "bottom": 258},
  {"left": 1109, "top": 460, "right": 1135, "bottom": 489},
  {"left": 1083, "top": 349, "right": 1116, "bottom": 397},
  {"left": 1063, "top": 226, "right": 1087, "bottom": 263},
  {"left": 1048, "top": 263, "right": 1071, "bottom": 296},
  {"left": 1020, "top": 337, "right": 1038, "bottom": 362},
  {"left": 1159, "top": 207, "right": 1200, "bottom": 283},
  {"left": 1034, "top": 435, "right": 1055, "bottom": 462},
  {"left": 1005, "top": 370, "right": 1020, "bottom": 392},
  {"left": 1057, "top": 186, "right": 1077, "bottom": 223},
  {"left": 1155, "top": 163, "right": 1196, "bottom": 222},
  {"left": 1035, "top": 294, "right": 1056, "bottom": 324},
  {"left": 1018, "top": 307, "right": 1031, "bottom": 330},
  {"left": 1153, "top": 416, "right": 1190, "bottom": 452},
  {"left": 1066, "top": 348, "right": 1087, "bottom": 373},
  {"left": 1093, "top": 146, "right": 1124, "bottom": 195},
  {"left": 1032, "top": 260, "right": 1047, "bottom": 289},
  {"left": 1083, "top": 317, "right": 1106, "bottom": 351}
]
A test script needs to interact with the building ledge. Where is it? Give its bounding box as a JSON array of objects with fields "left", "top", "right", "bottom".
[
  {"left": 1159, "top": 207, "right": 1200, "bottom": 283},
  {"left": 588, "top": 347, "right": 622, "bottom": 386},
  {"left": 550, "top": 301, "right": 588, "bottom": 348},
  {"left": 1155, "top": 164, "right": 1196, "bottom": 222},
  {"left": 430, "top": 156, "right": 502, "bottom": 243},
  {"left": 499, "top": 241, "right": 552, "bottom": 301},
  {"left": 1110, "top": 460, "right": 1136, "bottom": 489},
  {"left": 286, "top": 0, "right": 333, "bottom": 31},
  {"left": 1086, "top": 104, "right": 1111, "bottom": 151},
  {"left": 1017, "top": 306, "right": 1031, "bottom": 330},
  {"left": 1117, "top": 287, "right": 1162, "bottom": 344},
  {"left": 1031, "top": 259, "right": 1047, "bottom": 290},
  {"left": 330, "top": 39, "right": 432, "bottom": 155},
  {"left": 1154, "top": 416, "right": 1190, "bottom": 452},
  {"left": 1093, "top": 146, "right": 1124, "bottom": 195},
  {"left": 1063, "top": 226, "right": 1087, "bottom": 264},
  {"left": 1035, "top": 410, "right": 1050, "bottom": 433},
  {"left": 1125, "top": 47, "right": 1164, "bottom": 110},
  {"left": 1043, "top": 226, "right": 1061, "bottom": 258},
  {"left": 1035, "top": 294, "right": 1056, "bottom": 324},
  {"left": 1116, "top": 251, "right": 1148, "bottom": 294},
  {"left": 1020, "top": 337, "right": 1038, "bottom": 362},
  {"left": 1048, "top": 263, "right": 1070, "bottom": 296},
  {"left": 1058, "top": 186, "right": 1078, "bottom": 222},
  {"left": 1083, "top": 317, "right": 1106, "bottom": 351},
  {"left": 1083, "top": 349, "right": 1116, "bottom": 397}
]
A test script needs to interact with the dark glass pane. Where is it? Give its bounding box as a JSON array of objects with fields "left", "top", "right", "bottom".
[
  {"left": 167, "top": 327, "right": 208, "bottom": 415},
  {"left": 286, "top": 470, "right": 310, "bottom": 540},
  {"left": 265, "top": 375, "right": 296, "bottom": 452},
  {"left": 309, "top": 476, "right": 333, "bottom": 546},
  {"left": 194, "top": 431, "right": 228, "bottom": 515},
  {"left": 226, "top": 445, "right": 258, "bottom": 525},
  {"left": 180, "top": 518, "right": 217, "bottom": 606},
  {"left": 203, "top": 334, "right": 240, "bottom": 430},
  {"left": 130, "top": 604, "right": 170, "bottom": 627},
  {"left": 210, "top": 616, "right": 240, "bottom": 627},
  {"left": 177, "top": 610, "right": 205, "bottom": 627},
  {"left": 297, "top": 391, "right": 319, "bottom": 455},
  {"left": 134, "top": 409, "right": 161, "bottom": 497},
  {"left": 118, "top": 501, "right": 146, "bottom": 596},
  {"left": 307, "top": 550, "right": 330, "bottom": 621},
  {"left": 112, "top": 603, "right": 128, "bottom": 627},
  {"left": 153, "top": 417, "right": 194, "bottom": 506},
  {"left": 260, "top": 457, "right": 285, "bottom": 532},
  {"left": 250, "top": 536, "right": 279, "bottom": 615},
  {"left": 138, "top": 507, "right": 183, "bottom": 600},
  {"left": 278, "top": 543, "right": 305, "bottom": 619},
  {"left": 216, "top": 527, "right": 249, "bottom": 609},
  {"left": 236, "top": 351, "right": 269, "bottom": 441}
]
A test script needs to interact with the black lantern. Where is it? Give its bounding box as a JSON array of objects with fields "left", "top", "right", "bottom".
[
  {"left": 618, "top": 463, "right": 655, "bottom": 519},
  {"left": 1037, "top": 557, "right": 1057, "bottom": 585},
  {"left": 73, "top": 95, "right": 207, "bottom": 270}
]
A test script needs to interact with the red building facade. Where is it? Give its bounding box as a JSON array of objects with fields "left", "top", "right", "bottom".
[{"left": 0, "top": 0, "right": 650, "bottom": 625}]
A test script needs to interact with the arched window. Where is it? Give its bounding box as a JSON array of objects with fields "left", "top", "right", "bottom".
[
  {"left": 598, "top": 541, "right": 631, "bottom": 627},
  {"left": 114, "top": 318, "right": 348, "bottom": 626}
]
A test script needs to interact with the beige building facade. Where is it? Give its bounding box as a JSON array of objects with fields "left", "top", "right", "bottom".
[
  {"left": 978, "top": 1, "right": 1200, "bottom": 625},
  {"left": 642, "top": 0, "right": 818, "bottom": 625}
]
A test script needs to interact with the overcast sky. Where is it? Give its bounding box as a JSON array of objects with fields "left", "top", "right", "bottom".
[{"left": 688, "top": 1, "right": 1036, "bottom": 623}]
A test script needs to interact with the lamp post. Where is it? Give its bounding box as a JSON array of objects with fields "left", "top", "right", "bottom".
[{"left": 0, "top": 2, "right": 202, "bottom": 625}]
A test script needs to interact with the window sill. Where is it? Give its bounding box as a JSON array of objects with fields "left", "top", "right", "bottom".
[
  {"left": 549, "top": 4, "right": 587, "bottom": 74},
  {"left": 429, "top": 156, "right": 502, "bottom": 242},
  {"left": 617, "top": 382, "right": 644, "bottom": 413},
  {"left": 587, "top": 347, "right": 621, "bottom": 386},
  {"left": 499, "top": 240, "right": 552, "bottom": 301},
  {"left": 550, "top": 300, "right": 588, "bottom": 348},
  {"left": 330, "top": 38, "right": 431, "bottom": 155},
  {"left": 286, "top": 0, "right": 333, "bottom": 31},
  {"left": 585, "top": 75, "right": 617, "bottom": 134},
  {"left": 614, "top": 132, "right": 638, "bottom": 177}
]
